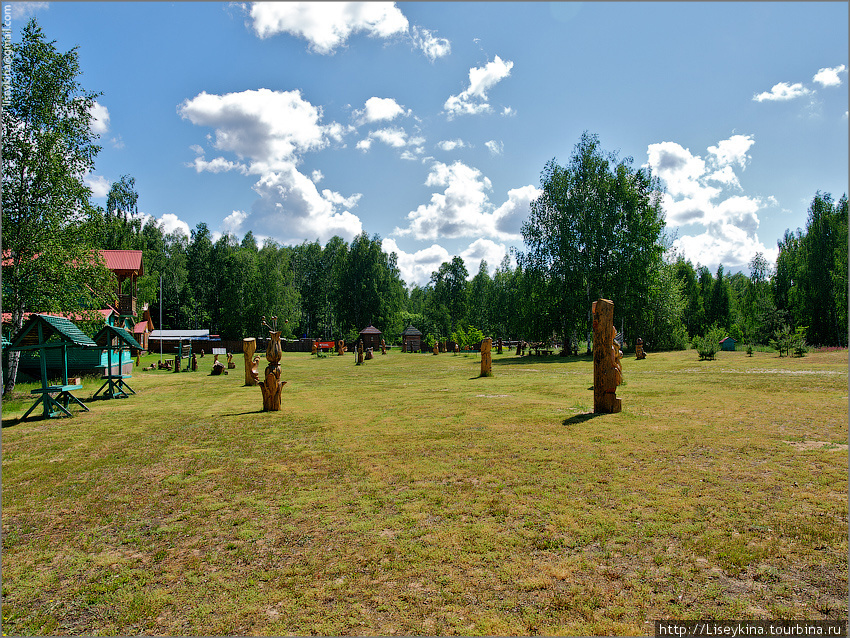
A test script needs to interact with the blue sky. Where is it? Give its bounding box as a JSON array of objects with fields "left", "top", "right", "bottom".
[{"left": 12, "top": 1, "right": 848, "bottom": 287}]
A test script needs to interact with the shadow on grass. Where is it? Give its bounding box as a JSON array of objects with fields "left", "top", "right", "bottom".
[
  {"left": 220, "top": 410, "right": 268, "bottom": 417},
  {"left": 562, "top": 412, "right": 604, "bottom": 426}
]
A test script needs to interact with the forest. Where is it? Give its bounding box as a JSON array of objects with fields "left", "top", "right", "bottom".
[{"left": 90, "top": 184, "right": 847, "bottom": 353}]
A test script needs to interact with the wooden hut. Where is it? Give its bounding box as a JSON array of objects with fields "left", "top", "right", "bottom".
[
  {"left": 401, "top": 325, "right": 422, "bottom": 353},
  {"left": 359, "top": 325, "right": 383, "bottom": 351},
  {"left": 720, "top": 336, "right": 737, "bottom": 351}
]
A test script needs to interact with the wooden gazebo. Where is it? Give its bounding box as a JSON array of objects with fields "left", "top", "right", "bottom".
[
  {"left": 9, "top": 314, "right": 96, "bottom": 419},
  {"left": 92, "top": 324, "right": 143, "bottom": 399}
]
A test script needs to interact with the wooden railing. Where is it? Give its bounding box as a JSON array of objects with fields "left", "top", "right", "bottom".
[{"left": 117, "top": 295, "right": 136, "bottom": 315}]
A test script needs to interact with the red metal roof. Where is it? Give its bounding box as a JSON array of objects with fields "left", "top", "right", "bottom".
[{"left": 100, "top": 250, "right": 144, "bottom": 275}]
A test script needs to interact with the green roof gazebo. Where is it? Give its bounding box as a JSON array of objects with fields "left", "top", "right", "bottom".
[
  {"left": 8, "top": 314, "right": 96, "bottom": 419},
  {"left": 92, "top": 324, "right": 142, "bottom": 399}
]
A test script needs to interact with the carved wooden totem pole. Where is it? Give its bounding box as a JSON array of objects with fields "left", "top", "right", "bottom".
[
  {"left": 381, "top": 339, "right": 386, "bottom": 355},
  {"left": 243, "top": 337, "right": 257, "bottom": 386},
  {"left": 592, "top": 299, "right": 622, "bottom": 413},
  {"left": 259, "top": 316, "right": 286, "bottom": 411},
  {"left": 357, "top": 341, "right": 364, "bottom": 365},
  {"left": 480, "top": 337, "right": 493, "bottom": 377}
]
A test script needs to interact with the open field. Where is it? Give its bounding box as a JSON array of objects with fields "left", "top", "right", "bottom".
[{"left": 2, "top": 347, "right": 847, "bottom": 635}]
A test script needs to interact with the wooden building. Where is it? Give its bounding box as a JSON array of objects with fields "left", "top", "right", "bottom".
[
  {"left": 359, "top": 325, "right": 383, "bottom": 351},
  {"left": 401, "top": 325, "right": 422, "bottom": 352}
]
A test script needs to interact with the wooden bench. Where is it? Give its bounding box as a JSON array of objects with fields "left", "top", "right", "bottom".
[{"left": 24, "top": 384, "right": 89, "bottom": 418}]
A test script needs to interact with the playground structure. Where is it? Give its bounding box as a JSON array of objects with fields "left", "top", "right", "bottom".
[
  {"left": 592, "top": 298, "right": 623, "bottom": 413},
  {"left": 92, "top": 324, "right": 142, "bottom": 399},
  {"left": 8, "top": 314, "right": 95, "bottom": 419}
]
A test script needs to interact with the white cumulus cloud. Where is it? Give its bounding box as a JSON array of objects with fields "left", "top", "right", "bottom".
[
  {"left": 381, "top": 238, "right": 451, "bottom": 288},
  {"left": 354, "top": 96, "right": 408, "bottom": 124},
  {"left": 248, "top": 2, "right": 409, "bottom": 54},
  {"left": 89, "top": 101, "right": 110, "bottom": 135},
  {"left": 444, "top": 55, "right": 514, "bottom": 118},
  {"left": 753, "top": 81, "right": 812, "bottom": 102},
  {"left": 647, "top": 134, "right": 776, "bottom": 272},
  {"left": 394, "top": 160, "right": 538, "bottom": 241},
  {"left": 85, "top": 174, "right": 111, "bottom": 199},
  {"left": 180, "top": 87, "right": 363, "bottom": 244},
  {"left": 9, "top": 2, "right": 48, "bottom": 19},
  {"left": 812, "top": 64, "right": 847, "bottom": 87},
  {"left": 437, "top": 139, "right": 466, "bottom": 152}
]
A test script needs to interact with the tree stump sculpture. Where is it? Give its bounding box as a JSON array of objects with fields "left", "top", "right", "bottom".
[
  {"left": 243, "top": 338, "right": 257, "bottom": 386},
  {"left": 311, "top": 341, "right": 317, "bottom": 355},
  {"left": 381, "top": 339, "right": 386, "bottom": 355},
  {"left": 259, "top": 316, "right": 286, "bottom": 411},
  {"left": 592, "top": 299, "right": 622, "bottom": 413},
  {"left": 636, "top": 337, "right": 646, "bottom": 360},
  {"left": 357, "top": 341, "right": 364, "bottom": 365},
  {"left": 497, "top": 338, "right": 503, "bottom": 355},
  {"left": 480, "top": 337, "right": 493, "bottom": 377},
  {"left": 433, "top": 343, "right": 439, "bottom": 355},
  {"left": 227, "top": 353, "right": 235, "bottom": 369}
]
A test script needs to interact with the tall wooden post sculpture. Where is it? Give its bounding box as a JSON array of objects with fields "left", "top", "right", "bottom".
[
  {"left": 592, "top": 299, "right": 622, "bottom": 413},
  {"left": 259, "top": 316, "right": 286, "bottom": 411},
  {"left": 381, "top": 338, "right": 386, "bottom": 355},
  {"left": 636, "top": 337, "right": 646, "bottom": 360},
  {"left": 243, "top": 338, "right": 257, "bottom": 386},
  {"left": 357, "top": 341, "right": 364, "bottom": 365},
  {"left": 480, "top": 337, "right": 493, "bottom": 377}
]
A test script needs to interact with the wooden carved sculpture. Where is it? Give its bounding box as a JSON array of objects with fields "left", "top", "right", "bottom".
[
  {"left": 243, "top": 338, "right": 257, "bottom": 386},
  {"left": 636, "top": 337, "right": 646, "bottom": 360},
  {"left": 259, "top": 316, "right": 286, "bottom": 411},
  {"left": 497, "top": 338, "right": 503, "bottom": 355},
  {"left": 433, "top": 342, "right": 439, "bottom": 355},
  {"left": 227, "top": 353, "right": 235, "bottom": 369},
  {"left": 381, "top": 339, "right": 386, "bottom": 355},
  {"left": 357, "top": 341, "right": 364, "bottom": 365},
  {"left": 592, "top": 299, "right": 622, "bottom": 413},
  {"left": 480, "top": 337, "right": 493, "bottom": 377}
]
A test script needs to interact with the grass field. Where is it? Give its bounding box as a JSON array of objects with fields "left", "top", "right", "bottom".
[{"left": 2, "top": 346, "right": 847, "bottom": 635}]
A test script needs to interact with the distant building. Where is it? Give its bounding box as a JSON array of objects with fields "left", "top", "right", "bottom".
[
  {"left": 359, "top": 325, "right": 383, "bottom": 351},
  {"left": 720, "top": 336, "right": 737, "bottom": 351},
  {"left": 401, "top": 325, "right": 422, "bottom": 353}
]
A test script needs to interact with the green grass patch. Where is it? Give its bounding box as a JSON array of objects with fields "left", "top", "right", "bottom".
[{"left": 2, "top": 348, "right": 847, "bottom": 634}]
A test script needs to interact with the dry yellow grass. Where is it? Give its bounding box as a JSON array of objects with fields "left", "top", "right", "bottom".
[{"left": 2, "top": 347, "right": 847, "bottom": 635}]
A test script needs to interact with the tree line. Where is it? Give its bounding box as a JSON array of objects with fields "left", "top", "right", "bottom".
[{"left": 2, "top": 19, "right": 846, "bottom": 396}]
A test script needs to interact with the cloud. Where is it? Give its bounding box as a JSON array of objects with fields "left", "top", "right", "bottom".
[
  {"left": 188, "top": 155, "right": 248, "bottom": 174},
  {"left": 437, "top": 139, "right": 466, "bottom": 152},
  {"left": 460, "top": 238, "right": 509, "bottom": 277},
  {"left": 111, "top": 135, "right": 125, "bottom": 149},
  {"left": 491, "top": 184, "right": 542, "bottom": 239},
  {"left": 647, "top": 134, "right": 776, "bottom": 272},
  {"left": 9, "top": 2, "right": 48, "bottom": 19},
  {"left": 707, "top": 134, "right": 754, "bottom": 169},
  {"left": 354, "top": 96, "right": 408, "bottom": 124},
  {"left": 178, "top": 88, "right": 344, "bottom": 172},
  {"left": 382, "top": 237, "right": 512, "bottom": 288},
  {"left": 311, "top": 169, "right": 324, "bottom": 183},
  {"left": 85, "top": 174, "right": 111, "bottom": 199},
  {"left": 393, "top": 160, "right": 538, "bottom": 241},
  {"left": 357, "top": 126, "right": 425, "bottom": 157},
  {"left": 753, "top": 81, "right": 812, "bottom": 102},
  {"left": 180, "top": 87, "right": 363, "bottom": 244},
  {"left": 159, "top": 213, "right": 192, "bottom": 238},
  {"left": 381, "top": 238, "right": 451, "bottom": 288},
  {"left": 89, "top": 101, "right": 110, "bottom": 135},
  {"left": 444, "top": 55, "right": 514, "bottom": 118},
  {"left": 248, "top": 2, "right": 408, "bottom": 54},
  {"left": 812, "top": 64, "right": 847, "bottom": 87},
  {"left": 485, "top": 140, "right": 503, "bottom": 155},
  {"left": 411, "top": 26, "right": 450, "bottom": 61}
]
